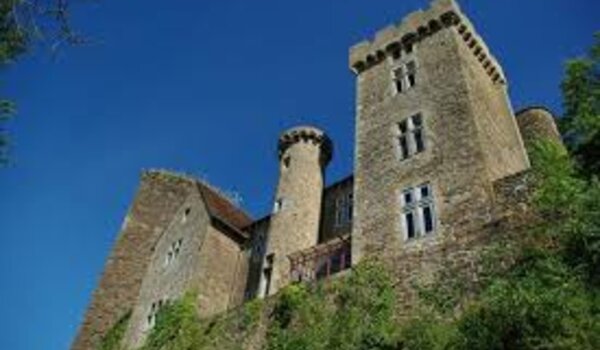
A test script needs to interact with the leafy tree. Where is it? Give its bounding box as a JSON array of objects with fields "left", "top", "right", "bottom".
[
  {"left": 0, "top": 0, "right": 84, "bottom": 165},
  {"left": 561, "top": 32, "right": 600, "bottom": 175}
]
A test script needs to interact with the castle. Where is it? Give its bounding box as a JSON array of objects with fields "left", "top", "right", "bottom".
[{"left": 72, "top": 0, "right": 563, "bottom": 349}]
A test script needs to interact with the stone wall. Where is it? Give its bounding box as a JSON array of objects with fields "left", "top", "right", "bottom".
[
  {"left": 72, "top": 171, "right": 196, "bottom": 350},
  {"left": 319, "top": 176, "right": 353, "bottom": 243},
  {"left": 196, "top": 224, "right": 248, "bottom": 317},
  {"left": 455, "top": 20, "right": 530, "bottom": 181},
  {"left": 385, "top": 170, "right": 534, "bottom": 317},
  {"left": 352, "top": 20, "right": 495, "bottom": 264},
  {"left": 123, "top": 190, "right": 210, "bottom": 348}
]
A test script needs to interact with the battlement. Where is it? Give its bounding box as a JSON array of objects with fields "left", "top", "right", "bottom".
[
  {"left": 349, "top": 0, "right": 506, "bottom": 85},
  {"left": 278, "top": 126, "right": 333, "bottom": 166}
]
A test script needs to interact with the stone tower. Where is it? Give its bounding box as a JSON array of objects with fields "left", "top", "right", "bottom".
[
  {"left": 516, "top": 107, "right": 563, "bottom": 151},
  {"left": 350, "top": 0, "right": 530, "bottom": 263},
  {"left": 261, "top": 126, "right": 332, "bottom": 296}
]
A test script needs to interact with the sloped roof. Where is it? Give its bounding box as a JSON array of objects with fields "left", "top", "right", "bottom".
[{"left": 195, "top": 181, "right": 253, "bottom": 231}]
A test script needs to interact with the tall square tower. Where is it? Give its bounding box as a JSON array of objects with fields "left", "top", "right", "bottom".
[{"left": 350, "top": 0, "right": 529, "bottom": 262}]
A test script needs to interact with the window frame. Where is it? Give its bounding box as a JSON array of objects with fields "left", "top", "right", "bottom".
[
  {"left": 395, "top": 113, "right": 426, "bottom": 161},
  {"left": 392, "top": 59, "right": 417, "bottom": 94},
  {"left": 334, "top": 192, "right": 354, "bottom": 227},
  {"left": 400, "top": 183, "right": 437, "bottom": 241}
]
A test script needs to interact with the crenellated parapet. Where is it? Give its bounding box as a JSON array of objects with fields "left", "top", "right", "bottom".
[
  {"left": 348, "top": 0, "right": 506, "bottom": 85},
  {"left": 278, "top": 126, "right": 333, "bottom": 166}
]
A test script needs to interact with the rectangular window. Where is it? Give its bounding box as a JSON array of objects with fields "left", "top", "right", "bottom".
[
  {"left": 396, "top": 114, "right": 426, "bottom": 160},
  {"left": 401, "top": 183, "right": 436, "bottom": 240},
  {"left": 405, "top": 211, "right": 416, "bottom": 239},
  {"left": 334, "top": 192, "right": 354, "bottom": 227},
  {"left": 335, "top": 196, "right": 346, "bottom": 227},
  {"left": 262, "top": 253, "right": 275, "bottom": 297},
  {"left": 346, "top": 193, "right": 353, "bottom": 223},
  {"left": 406, "top": 61, "right": 416, "bottom": 88},
  {"left": 393, "top": 60, "right": 417, "bottom": 94}
]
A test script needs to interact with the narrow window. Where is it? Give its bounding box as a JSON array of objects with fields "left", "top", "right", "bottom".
[
  {"left": 412, "top": 114, "right": 425, "bottom": 153},
  {"left": 405, "top": 212, "right": 416, "bottom": 239},
  {"left": 401, "top": 183, "right": 436, "bottom": 240},
  {"left": 165, "top": 239, "right": 183, "bottom": 266},
  {"left": 397, "top": 120, "right": 410, "bottom": 160},
  {"left": 403, "top": 191, "right": 413, "bottom": 205},
  {"left": 253, "top": 232, "right": 265, "bottom": 259},
  {"left": 423, "top": 206, "right": 434, "bottom": 233},
  {"left": 346, "top": 193, "right": 353, "bottom": 223},
  {"left": 335, "top": 196, "right": 346, "bottom": 227},
  {"left": 393, "top": 67, "right": 404, "bottom": 93},
  {"left": 182, "top": 207, "right": 191, "bottom": 223},
  {"left": 283, "top": 156, "right": 291, "bottom": 169},
  {"left": 262, "top": 253, "right": 274, "bottom": 297},
  {"left": 393, "top": 60, "right": 417, "bottom": 94},
  {"left": 396, "top": 114, "right": 426, "bottom": 161},
  {"left": 405, "top": 42, "right": 414, "bottom": 54},
  {"left": 174, "top": 239, "right": 182, "bottom": 256},
  {"left": 406, "top": 61, "right": 416, "bottom": 88}
]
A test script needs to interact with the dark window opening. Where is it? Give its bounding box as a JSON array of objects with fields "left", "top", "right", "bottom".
[
  {"left": 399, "top": 136, "right": 409, "bottom": 160},
  {"left": 263, "top": 268, "right": 272, "bottom": 296},
  {"left": 412, "top": 114, "right": 422, "bottom": 126},
  {"left": 406, "top": 61, "right": 416, "bottom": 88},
  {"left": 423, "top": 205, "right": 434, "bottom": 233},
  {"left": 283, "top": 156, "right": 291, "bottom": 168},
  {"left": 406, "top": 212, "right": 416, "bottom": 239},
  {"left": 415, "top": 129, "right": 425, "bottom": 152},
  {"left": 404, "top": 191, "right": 413, "bottom": 205},
  {"left": 347, "top": 193, "right": 353, "bottom": 222},
  {"left": 395, "top": 80, "right": 403, "bottom": 93}
]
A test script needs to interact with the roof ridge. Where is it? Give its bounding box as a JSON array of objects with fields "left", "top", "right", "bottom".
[{"left": 145, "top": 168, "right": 249, "bottom": 216}]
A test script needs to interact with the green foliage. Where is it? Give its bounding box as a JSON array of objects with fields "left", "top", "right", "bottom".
[
  {"left": 141, "top": 292, "right": 205, "bottom": 350},
  {"left": 99, "top": 311, "right": 131, "bottom": 350},
  {"left": 530, "top": 139, "right": 600, "bottom": 285},
  {"left": 402, "top": 137, "right": 600, "bottom": 350},
  {"left": 561, "top": 32, "right": 600, "bottom": 174},
  {"left": 0, "top": 0, "right": 25, "bottom": 165},
  {"left": 0, "top": 0, "right": 84, "bottom": 165},
  {"left": 266, "top": 260, "right": 398, "bottom": 350},
  {"left": 414, "top": 263, "right": 471, "bottom": 316},
  {"left": 240, "top": 298, "right": 263, "bottom": 331},
  {"left": 0, "top": 0, "right": 27, "bottom": 65},
  {"left": 456, "top": 256, "right": 598, "bottom": 350},
  {"left": 399, "top": 314, "right": 457, "bottom": 350}
]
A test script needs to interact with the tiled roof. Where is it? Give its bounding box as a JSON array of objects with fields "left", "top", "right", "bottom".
[{"left": 195, "top": 181, "right": 253, "bottom": 231}]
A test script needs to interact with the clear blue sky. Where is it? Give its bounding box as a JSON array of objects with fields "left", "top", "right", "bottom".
[{"left": 0, "top": 0, "right": 597, "bottom": 348}]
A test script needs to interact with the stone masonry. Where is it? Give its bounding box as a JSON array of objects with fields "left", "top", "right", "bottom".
[{"left": 72, "top": 0, "right": 562, "bottom": 348}]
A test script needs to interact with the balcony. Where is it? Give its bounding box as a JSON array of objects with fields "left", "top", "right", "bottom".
[{"left": 288, "top": 235, "right": 351, "bottom": 283}]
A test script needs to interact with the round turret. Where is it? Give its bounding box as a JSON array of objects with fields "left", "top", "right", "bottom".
[
  {"left": 277, "top": 126, "right": 333, "bottom": 167},
  {"left": 516, "top": 107, "right": 563, "bottom": 151},
  {"left": 260, "top": 125, "right": 332, "bottom": 297}
]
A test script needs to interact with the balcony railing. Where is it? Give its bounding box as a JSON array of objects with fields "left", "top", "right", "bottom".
[{"left": 288, "top": 235, "right": 351, "bottom": 283}]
